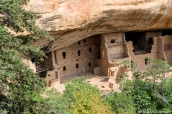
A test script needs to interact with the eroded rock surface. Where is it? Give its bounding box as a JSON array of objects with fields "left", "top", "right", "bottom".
[{"left": 27, "top": 0, "right": 172, "bottom": 51}]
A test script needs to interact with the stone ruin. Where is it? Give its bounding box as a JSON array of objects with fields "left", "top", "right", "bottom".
[
  {"left": 32, "top": 31, "right": 172, "bottom": 86},
  {"left": 23, "top": 0, "right": 172, "bottom": 90}
]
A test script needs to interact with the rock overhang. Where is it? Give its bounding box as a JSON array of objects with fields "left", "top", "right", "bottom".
[{"left": 27, "top": 0, "right": 172, "bottom": 51}]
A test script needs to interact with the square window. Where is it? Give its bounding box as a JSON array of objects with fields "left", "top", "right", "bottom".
[{"left": 110, "top": 39, "right": 115, "bottom": 43}]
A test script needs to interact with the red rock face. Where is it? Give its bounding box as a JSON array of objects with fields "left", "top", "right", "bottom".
[
  {"left": 43, "top": 0, "right": 57, "bottom": 2},
  {"left": 27, "top": 0, "right": 172, "bottom": 51},
  {"left": 64, "top": 0, "right": 99, "bottom": 20}
]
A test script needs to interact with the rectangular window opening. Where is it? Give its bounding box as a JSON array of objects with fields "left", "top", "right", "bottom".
[
  {"left": 76, "top": 63, "right": 79, "bottom": 68},
  {"left": 88, "top": 62, "right": 91, "bottom": 66},
  {"left": 110, "top": 39, "right": 115, "bottom": 43},
  {"left": 78, "top": 50, "right": 80, "bottom": 56},
  {"left": 149, "top": 37, "right": 153, "bottom": 44},
  {"left": 62, "top": 52, "right": 66, "bottom": 59},
  {"left": 63, "top": 66, "right": 66, "bottom": 71},
  {"left": 84, "top": 39, "right": 86, "bottom": 43},
  {"left": 145, "top": 58, "right": 148, "bottom": 65},
  {"left": 78, "top": 41, "right": 80, "bottom": 45},
  {"left": 89, "top": 47, "right": 92, "bottom": 52}
]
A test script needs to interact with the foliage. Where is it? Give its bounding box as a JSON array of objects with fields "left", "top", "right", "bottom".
[
  {"left": 143, "top": 58, "right": 171, "bottom": 82},
  {"left": 0, "top": 0, "right": 52, "bottom": 113},
  {"left": 41, "top": 88, "right": 63, "bottom": 113},
  {"left": 44, "top": 78, "right": 113, "bottom": 114},
  {"left": 117, "top": 58, "right": 172, "bottom": 113},
  {"left": 153, "top": 78, "right": 172, "bottom": 111},
  {"left": 129, "top": 80, "right": 157, "bottom": 112},
  {"left": 125, "top": 78, "right": 172, "bottom": 113},
  {"left": 64, "top": 78, "right": 112, "bottom": 114},
  {"left": 1, "top": 3, "right": 172, "bottom": 114},
  {"left": 116, "top": 60, "right": 137, "bottom": 72},
  {"left": 105, "top": 91, "right": 136, "bottom": 114}
]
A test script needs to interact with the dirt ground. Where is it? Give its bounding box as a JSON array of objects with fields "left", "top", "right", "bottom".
[
  {"left": 51, "top": 72, "right": 121, "bottom": 93},
  {"left": 50, "top": 70, "right": 172, "bottom": 93}
]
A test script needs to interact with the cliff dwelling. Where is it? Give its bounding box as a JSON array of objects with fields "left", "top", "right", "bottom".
[{"left": 35, "top": 31, "right": 172, "bottom": 87}]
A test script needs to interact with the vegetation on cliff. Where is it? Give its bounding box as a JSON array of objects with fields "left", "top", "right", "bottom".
[
  {"left": 44, "top": 78, "right": 112, "bottom": 114},
  {"left": 0, "top": 0, "right": 51, "bottom": 113},
  {"left": 106, "top": 58, "right": 172, "bottom": 114},
  {"left": 43, "top": 58, "right": 172, "bottom": 114},
  {"left": 0, "top": 0, "right": 172, "bottom": 114}
]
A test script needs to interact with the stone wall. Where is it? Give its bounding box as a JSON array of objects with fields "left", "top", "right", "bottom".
[
  {"left": 55, "top": 35, "right": 101, "bottom": 77},
  {"left": 37, "top": 31, "right": 172, "bottom": 86}
]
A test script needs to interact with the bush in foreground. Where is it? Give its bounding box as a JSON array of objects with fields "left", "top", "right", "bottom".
[{"left": 45, "top": 78, "right": 113, "bottom": 114}]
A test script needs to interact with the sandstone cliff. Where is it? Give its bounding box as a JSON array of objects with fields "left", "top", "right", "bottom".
[{"left": 27, "top": 0, "right": 172, "bottom": 51}]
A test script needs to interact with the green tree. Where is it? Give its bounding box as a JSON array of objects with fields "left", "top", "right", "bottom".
[
  {"left": 143, "top": 58, "right": 171, "bottom": 83},
  {"left": 41, "top": 88, "right": 62, "bottom": 113},
  {"left": 66, "top": 78, "right": 112, "bottom": 114},
  {"left": 105, "top": 91, "right": 136, "bottom": 114},
  {"left": 46, "top": 78, "right": 113, "bottom": 114},
  {"left": 117, "top": 58, "right": 172, "bottom": 113},
  {"left": 0, "top": 0, "right": 52, "bottom": 113}
]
